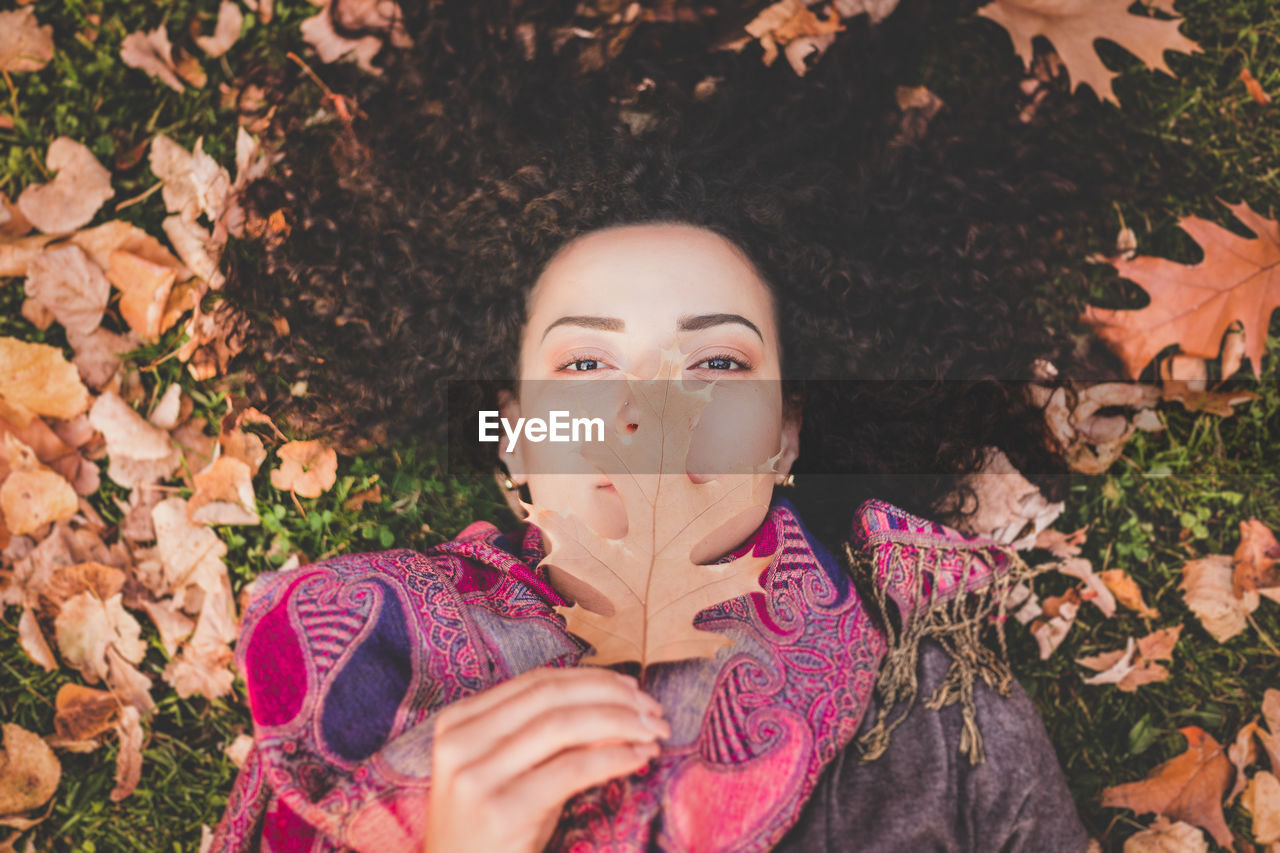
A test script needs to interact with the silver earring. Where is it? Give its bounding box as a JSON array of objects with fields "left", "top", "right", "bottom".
[{"left": 502, "top": 475, "right": 517, "bottom": 490}]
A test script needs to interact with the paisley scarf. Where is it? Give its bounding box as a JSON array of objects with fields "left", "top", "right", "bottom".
[{"left": 210, "top": 495, "right": 1046, "bottom": 853}]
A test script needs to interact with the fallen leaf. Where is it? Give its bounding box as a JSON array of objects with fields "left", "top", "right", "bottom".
[
  {"left": 1179, "top": 553, "right": 1255, "bottom": 643},
  {"left": 1122, "top": 815, "right": 1208, "bottom": 852},
  {"left": 1244, "top": 771, "right": 1280, "bottom": 844},
  {"left": 106, "top": 250, "right": 179, "bottom": 342},
  {"left": 1240, "top": 67, "right": 1272, "bottom": 106},
  {"left": 220, "top": 427, "right": 265, "bottom": 475},
  {"left": 1234, "top": 519, "right": 1280, "bottom": 598},
  {"left": 70, "top": 219, "right": 188, "bottom": 277},
  {"left": 0, "top": 337, "right": 90, "bottom": 420},
  {"left": 24, "top": 244, "right": 111, "bottom": 336},
  {"left": 300, "top": 0, "right": 386, "bottom": 74},
  {"left": 120, "top": 25, "right": 186, "bottom": 93},
  {"left": 733, "top": 0, "right": 846, "bottom": 77},
  {"left": 173, "top": 49, "right": 207, "bottom": 88},
  {"left": 343, "top": 482, "right": 381, "bottom": 512},
  {"left": 195, "top": 1, "right": 244, "bottom": 57},
  {"left": 53, "top": 684, "right": 119, "bottom": 741},
  {"left": 519, "top": 341, "right": 779, "bottom": 667},
  {"left": 109, "top": 706, "right": 142, "bottom": 802},
  {"left": 976, "top": 0, "right": 1200, "bottom": 105},
  {"left": 0, "top": 232, "right": 60, "bottom": 278},
  {"left": 0, "top": 464, "right": 78, "bottom": 536},
  {"left": 1100, "top": 568, "right": 1161, "bottom": 618},
  {"left": 151, "top": 497, "right": 229, "bottom": 598},
  {"left": 150, "top": 135, "right": 231, "bottom": 227},
  {"left": 1101, "top": 726, "right": 1234, "bottom": 849},
  {"left": 87, "top": 391, "right": 181, "bottom": 490},
  {"left": 53, "top": 589, "right": 147, "bottom": 686},
  {"left": 944, "top": 445, "right": 1063, "bottom": 549},
  {"left": 0, "top": 723, "right": 61, "bottom": 816},
  {"left": 1160, "top": 381, "right": 1261, "bottom": 417},
  {"left": 224, "top": 733, "right": 254, "bottom": 768},
  {"left": 1083, "top": 200, "right": 1279, "bottom": 381},
  {"left": 269, "top": 440, "right": 338, "bottom": 499},
  {"left": 15, "top": 138, "right": 115, "bottom": 235},
  {"left": 65, "top": 326, "right": 137, "bottom": 391},
  {"left": 330, "top": 0, "right": 413, "bottom": 47},
  {"left": 0, "top": 8, "right": 54, "bottom": 73},
  {"left": 1228, "top": 720, "right": 1262, "bottom": 806},
  {"left": 138, "top": 596, "right": 195, "bottom": 657},
  {"left": 1078, "top": 626, "right": 1182, "bottom": 691},
  {"left": 188, "top": 456, "right": 259, "bottom": 525}
]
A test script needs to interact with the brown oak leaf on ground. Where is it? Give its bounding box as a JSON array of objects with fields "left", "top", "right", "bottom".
[
  {"left": 1082, "top": 200, "right": 1278, "bottom": 381},
  {"left": 976, "top": 0, "right": 1200, "bottom": 105},
  {"left": 1101, "top": 726, "right": 1234, "bottom": 848}
]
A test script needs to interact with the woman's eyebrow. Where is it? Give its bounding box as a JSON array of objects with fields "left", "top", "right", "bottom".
[
  {"left": 539, "top": 312, "right": 763, "bottom": 343},
  {"left": 540, "top": 315, "right": 624, "bottom": 342},
  {"left": 677, "top": 313, "right": 763, "bottom": 341}
]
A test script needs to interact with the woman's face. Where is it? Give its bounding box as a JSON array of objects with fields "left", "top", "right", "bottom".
[{"left": 498, "top": 222, "right": 800, "bottom": 564}]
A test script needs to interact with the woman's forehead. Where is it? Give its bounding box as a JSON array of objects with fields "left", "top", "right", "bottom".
[{"left": 527, "top": 223, "right": 773, "bottom": 321}]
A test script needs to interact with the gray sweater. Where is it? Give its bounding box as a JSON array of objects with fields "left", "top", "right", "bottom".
[{"left": 773, "top": 638, "right": 1093, "bottom": 852}]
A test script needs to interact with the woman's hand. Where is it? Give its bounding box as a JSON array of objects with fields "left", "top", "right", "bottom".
[{"left": 423, "top": 665, "right": 670, "bottom": 853}]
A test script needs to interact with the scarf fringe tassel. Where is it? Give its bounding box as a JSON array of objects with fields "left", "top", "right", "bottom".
[{"left": 842, "top": 538, "right": 1054, "bottom": 767}]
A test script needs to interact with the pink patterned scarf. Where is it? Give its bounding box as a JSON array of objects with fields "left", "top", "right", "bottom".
[{"left": 211, "top": 496, "right": 1039, "bottom": 852}]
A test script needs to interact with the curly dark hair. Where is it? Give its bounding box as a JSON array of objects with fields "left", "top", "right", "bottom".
[{"left": 220, "top": 0, "right": 1130, "bottom": 550}]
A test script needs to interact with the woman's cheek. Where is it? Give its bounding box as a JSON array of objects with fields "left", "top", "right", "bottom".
[{"left": 685, "top": 383, "right": 783, "bottom": 480}]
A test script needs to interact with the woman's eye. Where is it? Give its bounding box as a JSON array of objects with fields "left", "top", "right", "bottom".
[
  {"left": 562, "top": 358, "right": 605, "bottom": 371},
  {"left": 692, "top": 355, "right": 748, "bottom": 371}
]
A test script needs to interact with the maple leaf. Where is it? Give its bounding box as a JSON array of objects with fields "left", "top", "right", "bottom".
[
  {"left": 1101, "top": 726, "right": 1234, "bottom": 849},
  {"left": 976, "top": 0, "right": 1200, "bottom": 106},
  {"left": 1082, "top": 200, "right": 1278, "bottom": 380},
  {"left": 519, "top": 340, "right": 782, "bottom": 669}
]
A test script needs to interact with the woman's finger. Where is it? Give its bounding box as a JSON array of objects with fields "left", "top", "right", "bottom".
[
  {"left": 492, "top": 740, "right": 661, "bottom": 818},
  {"left": 436, "top": 667, "right": 663, "bottom": 769},
  {"left": 461, "top": 702, "right": 669, "bottom": 787}
]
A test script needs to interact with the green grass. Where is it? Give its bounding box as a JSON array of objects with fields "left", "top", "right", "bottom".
[{"left": 2, "top": 0, "right": 1279, "bottom": 850}]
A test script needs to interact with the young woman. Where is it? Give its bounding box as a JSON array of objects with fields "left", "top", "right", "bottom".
[{"left": 209, "top": 1, "right": 1114, "bottom": 849}]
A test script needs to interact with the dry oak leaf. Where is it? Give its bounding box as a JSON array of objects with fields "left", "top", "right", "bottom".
[
  {"left": 120, "top": 25, "right": 187, "bottom": 93},
  {"left": 0, "top": 723, "right": 60, "bottom": 817},
  {"left": 15, "top": 138, "right": 115, "bottom": 235},
  {"left": 1121, "top": 815, "right": 1208, "bottom": 852},
  {"left": 519, "top": 340, "right": 781, "bottom": 668},
  {"left": 270, "top": 440, "right": 338, "bottom": 499},
  {"left": 976, "top": 0, "right": 1200, "bottom": 106},
  {"left": 54, "top": 589, "right": 147, "bottom": 685},
  {"left": 0, "top": 8, "right": 54, "bottom": 72},
  {"left": 1101, "top": 725, "right": 1234, "bottom": 849},
  {"left": 1082, "top": 200, "right": 1278, "bottom": 381},
  {"left": 0, "top": 337, "right": 90, "bottom": 420}
]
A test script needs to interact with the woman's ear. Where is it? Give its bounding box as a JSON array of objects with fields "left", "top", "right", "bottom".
[
  {"left": 496, "top": 388, "right": 528, "bottom": 487},
  {"left": 776, "top": 403, "right": 802, "bottom": 482}
]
